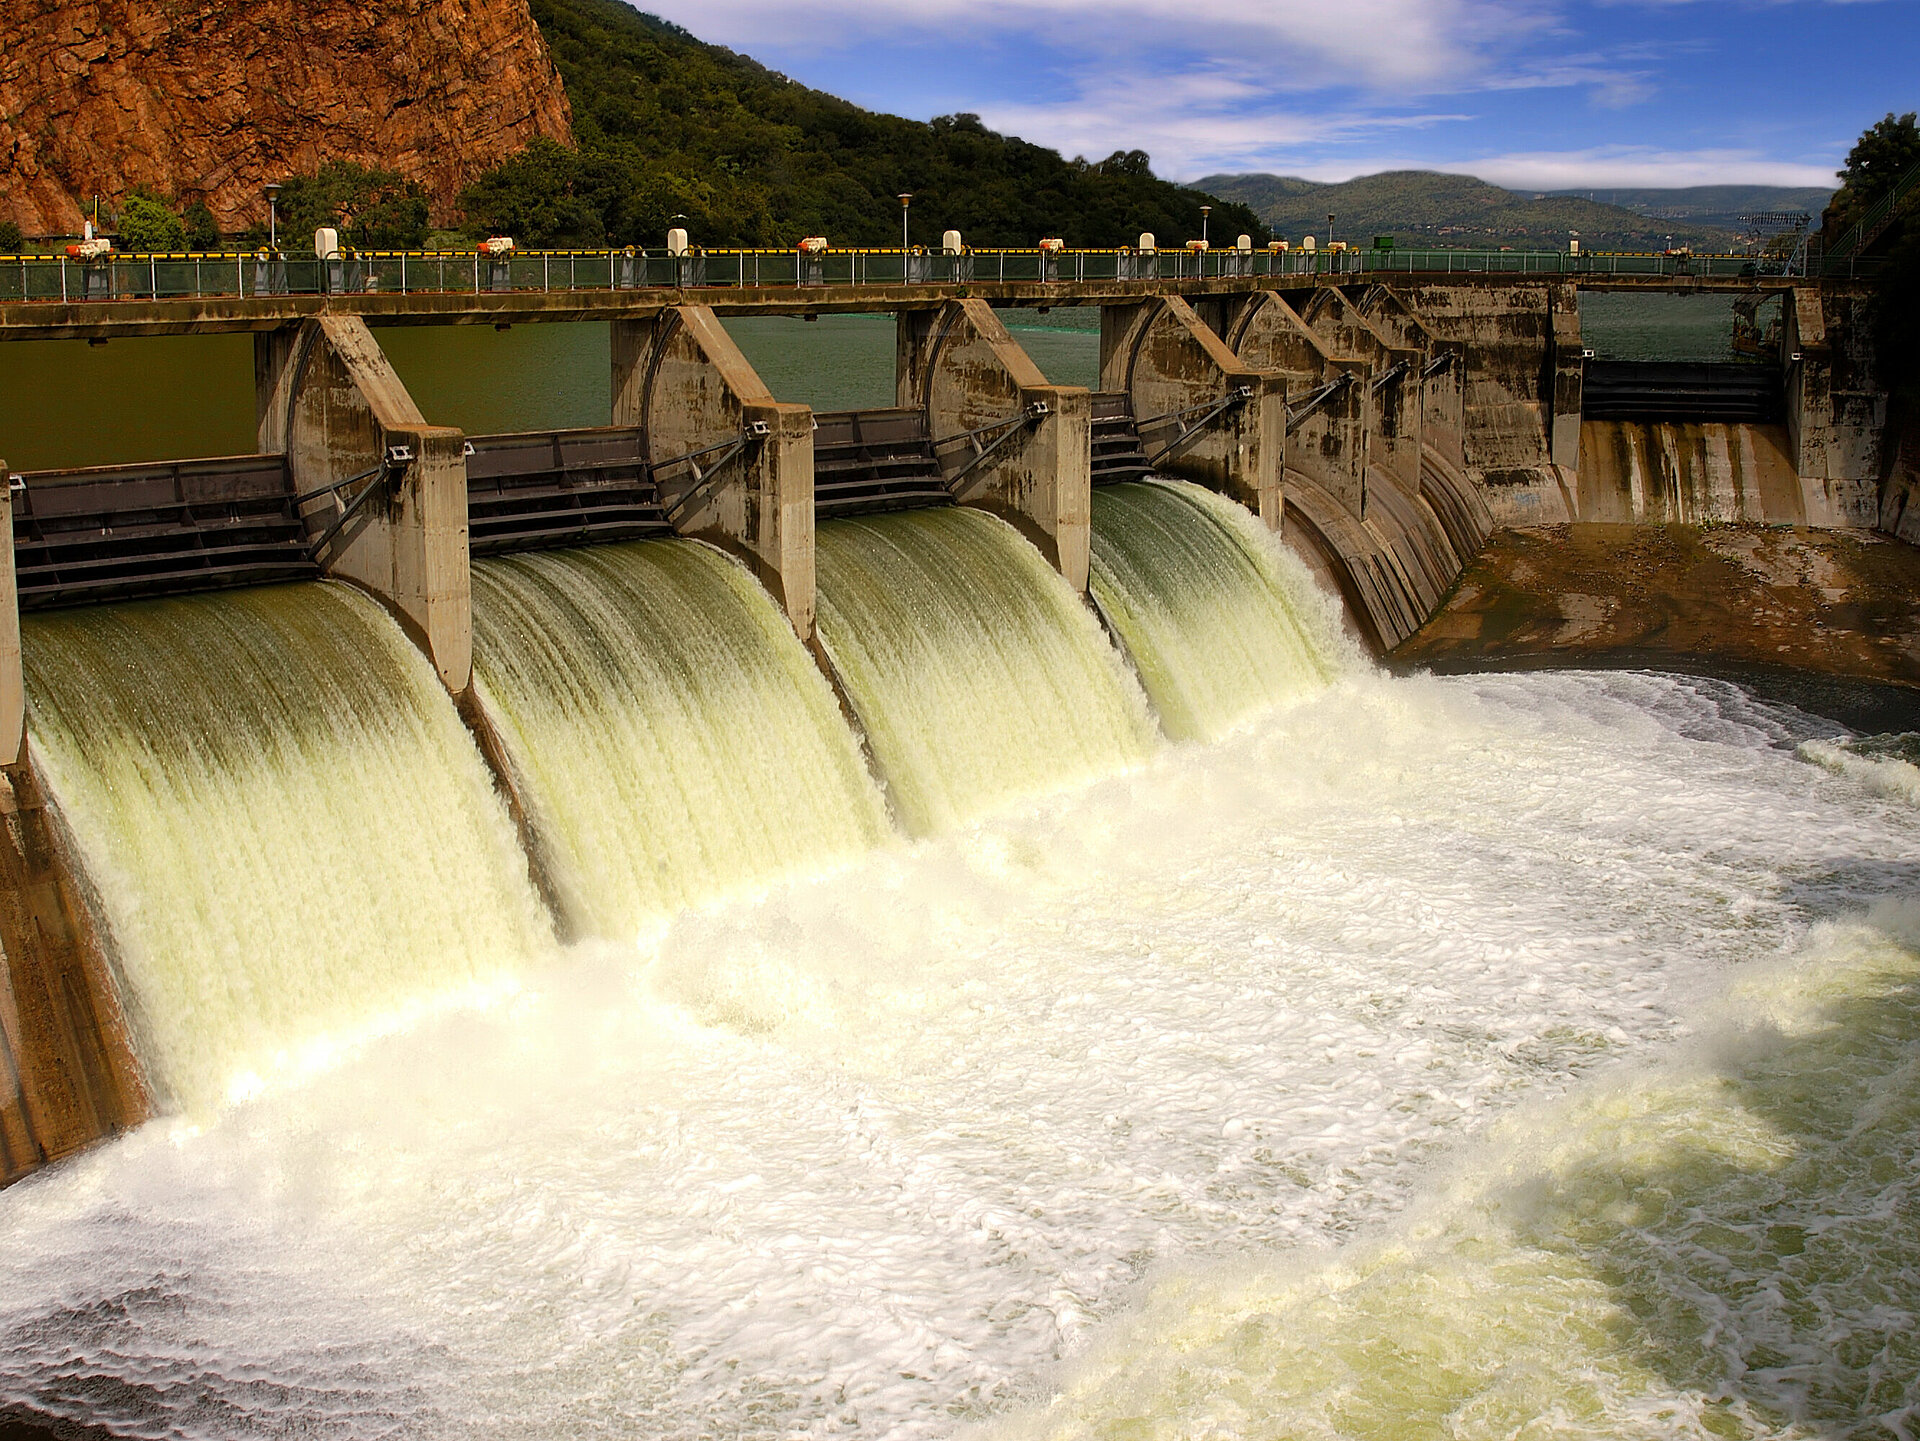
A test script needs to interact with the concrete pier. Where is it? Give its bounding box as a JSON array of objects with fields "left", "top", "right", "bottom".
[
  {"left": 896, "top": 298, "right": 1092, "bottom": 589},
  {"left": 1100, "top": 296, "right": 1285, "bottom": 527},
  {"left": 614, "top": 306, "right": 816, "bottom": 638},
  {"left": 258, "top": 316, "right": 473, "bottom": 691}
]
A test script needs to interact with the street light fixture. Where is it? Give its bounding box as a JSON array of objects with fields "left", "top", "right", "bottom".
[
  {"left": 264, "top": 183, "right": 281, "bottom": 251},
  {"left": 898, "top": 193, "right": 912, "bottom": 251},
  {"left": 1327, "top": 212, "right": 1336, "bottom": 248}
]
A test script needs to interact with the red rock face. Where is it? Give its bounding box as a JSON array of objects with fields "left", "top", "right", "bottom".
[{"left": 0, "top": 0, "right": 574, "bottom": 239}]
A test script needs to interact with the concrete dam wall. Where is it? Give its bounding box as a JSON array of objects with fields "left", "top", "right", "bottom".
[{"left": 0, "top": 275, "right": 1899, "bottom": 1186}]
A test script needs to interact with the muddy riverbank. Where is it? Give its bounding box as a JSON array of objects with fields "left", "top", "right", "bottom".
[{"left": 1393, "top": 522, "right": 1920, "bottom": 729}]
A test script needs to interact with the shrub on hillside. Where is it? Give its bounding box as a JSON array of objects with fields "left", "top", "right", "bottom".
[
  {"left": 183, "top": 202, "right": 220, "bottom": 251},
  {"left": 0, "top": 220, "right": 23, "bottom": 252},
  {"left": 116, "top": 193, "right": 188, "bottom": 252},
  {"left": 275, "top": 163, "right": 430, "bottom": 250}
]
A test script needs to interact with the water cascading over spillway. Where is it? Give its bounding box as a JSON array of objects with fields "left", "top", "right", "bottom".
[
  {"left": 814, "top": 507, "right": 1157, "bottom": 834},
  {"left": 470, "top": 540, "right": 891, "bottom": 936},
  {"left": 21, "top": 583, "right": 555, "bottom": 1114},
  {"left": 1090, "top": 479, "right": 1343, "bottom": 741}
]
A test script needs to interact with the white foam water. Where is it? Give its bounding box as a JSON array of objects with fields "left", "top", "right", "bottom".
[
  {"left": 814, "top": 507, "right": 1158, "bottom": 834},
  {"left": 1, "top": 667, "right": 1915, "bottom": 1439},
  {"left": 1800, "top": 735, "right": 1920, "bottom": 806},
  {"left": 470, "top": 540, "right": 891, "bottom": 938},
  {"left": 19, "top": 582, "right": 555, "bottom": 1115}
]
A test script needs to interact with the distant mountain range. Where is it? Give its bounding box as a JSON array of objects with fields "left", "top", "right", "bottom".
[
  {"left": 1193, "top": 171, "right": 1835, "bottom": 252},
  {"left": 1542, "top": 186, "right": 1834, "bottom": 232}
]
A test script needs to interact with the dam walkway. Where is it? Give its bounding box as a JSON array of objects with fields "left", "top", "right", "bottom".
[{"left": 0, "top": 247, "right": 1826, "bottom": 341}]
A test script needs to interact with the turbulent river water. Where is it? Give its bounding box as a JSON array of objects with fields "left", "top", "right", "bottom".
[{"left": 2, "top": 479, "right": 1917, "bottom": 1438}]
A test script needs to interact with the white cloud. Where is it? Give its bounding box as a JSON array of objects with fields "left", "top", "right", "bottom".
[
  {"left": 626, "top": 0, "right": 1856, "bottom": 195},
  {"left": 1450, "top": 146, "right": 1840, "bottom": 188},
  {"left": 976, "top": 74, "right": 1470, "bottom": 177},
  {"left": 645, "top": 0, "right": 1555, "bottom": 95}
]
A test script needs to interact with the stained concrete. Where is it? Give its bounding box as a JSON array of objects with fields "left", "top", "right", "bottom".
[
  {"left": 1576, "top": 420, "right": 1805, "bottom": 524},
  {"left": 897, "top": 298, "right": 1092, "bottom": 590}
]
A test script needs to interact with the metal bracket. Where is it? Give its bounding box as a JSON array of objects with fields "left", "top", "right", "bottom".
[
  {"left": 1141, "top": 385, "right": 1252, "bottom": 467},
  {"left": 307, "top": 442, "right": 419, "bottom": 558},
  {"left": 657, "top": 425, "right": 766, "bottom": 525},
  {"left": 1286, "top": 372, "right": 1353, "bottom": 429},
  {"left": 1421, "top": 351, "right": 1457, "bottom": 379},
  {"left": 1370, "top": 360, "right": 1409, "bottom": 395},
  {"left": 942, "top": 401, "right": 1052, "bottom": 500}
]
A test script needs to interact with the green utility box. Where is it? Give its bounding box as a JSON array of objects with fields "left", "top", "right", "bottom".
[{"left": 1372, "top": 235, "right": 1395, "bottom": 251}]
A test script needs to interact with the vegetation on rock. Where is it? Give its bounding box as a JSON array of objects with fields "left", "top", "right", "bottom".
[{"left": 114, "top": 193, "right": 189, "bottom": 253}]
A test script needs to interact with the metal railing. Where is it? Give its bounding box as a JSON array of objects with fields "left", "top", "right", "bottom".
[
  {"left": 1819, "top": 160, "right": 1920, "bottom": 274},
  {"left": 0, "top": 244, "right": 1874, "bottom": 306}
]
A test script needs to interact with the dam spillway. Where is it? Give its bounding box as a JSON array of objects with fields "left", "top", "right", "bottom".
[
  {"left": 20, "top": 581, "right": 553, "bottom": 1113},
  {"left": 0, "top": 280, "right": 1915, "bottom": 1439},
  {"left": 813, "top": 506, "right": 1157, "bottom": 834},
  {"left": 470, "top": 539, "right": 889, "bottom": 936}
]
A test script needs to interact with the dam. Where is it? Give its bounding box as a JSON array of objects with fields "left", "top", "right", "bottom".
[{"left": 0, "top": 257, "right": 1916, "bottom": 1438}]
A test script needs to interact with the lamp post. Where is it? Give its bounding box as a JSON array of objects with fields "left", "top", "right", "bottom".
[
  {"left": 1327, "top": 212, "right": 1336, "bottom": 249},
  {"left": 898, "top": 193, "right": 912, "bottom": 251},
  {"left": 1200, "top": 204, "right": 1210, "bottom": 245},
  {"left": 264, "top": 183, "right": 281, "bottom": 251}
]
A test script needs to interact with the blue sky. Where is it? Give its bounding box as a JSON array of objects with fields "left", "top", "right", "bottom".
[{"left": 626, "top": 0, "right": 1916, "bottom": 190}]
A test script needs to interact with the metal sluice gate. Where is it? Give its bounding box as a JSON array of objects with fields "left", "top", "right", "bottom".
[{"left": 11, "top": 456, "right": 319, "bottom": 610}]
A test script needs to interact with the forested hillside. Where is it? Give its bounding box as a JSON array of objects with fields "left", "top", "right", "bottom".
[
  {"left": 1196, "top": 170, "right": 1739, "bottom": 252},
  {"left": 458, "top": 0, "right": 1267, "bottom": 248}
]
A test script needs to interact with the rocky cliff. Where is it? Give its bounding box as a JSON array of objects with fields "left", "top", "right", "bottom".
[{"left": 0, "top": 0, "right": 574, "bottom": 239}]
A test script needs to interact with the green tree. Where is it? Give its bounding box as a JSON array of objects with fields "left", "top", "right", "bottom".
[
  {"left": 1829, "top": 112, "right": 1920, "bottom": 235},
  {"left": 457, "top": 137, "right": 606, "bottom": 245},
  {"left": 0, "top": 220, "right": 23, "bottom": 252},
  {"left": 183, "top": 202, "right": 220, "bottom": 251},
  {"left": 115, "top": 192, "right": 188, "bottom": 252},
  {"left": 276, "top": 162, "right": 430, "bottom": 250},
  {"left": 1841, "top": 113, "right": 1920, "bottom": 202}
]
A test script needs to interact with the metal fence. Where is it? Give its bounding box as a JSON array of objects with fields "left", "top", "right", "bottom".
[{"left": 0, "top": 244, "right": 1876, "bottom": 305}]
